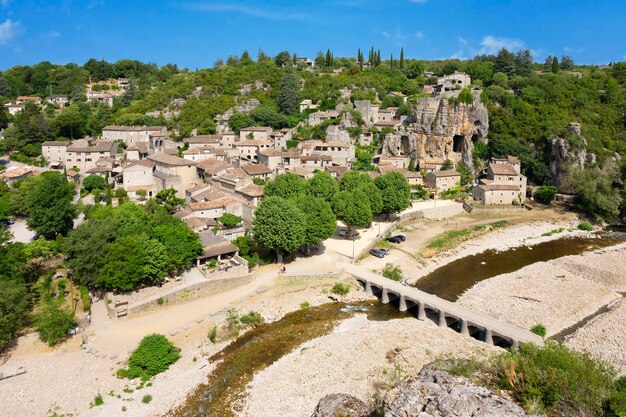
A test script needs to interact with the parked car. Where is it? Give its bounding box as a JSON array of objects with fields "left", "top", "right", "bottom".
[
  {"left": 378, "top": 248, "right": 390, "bottom": 256},
  {"left": 386, "top": 235, "right": 405, "bottom": 244},
  {"left": 339, "top": 229, "right": 360, "bottom": 238},
  {"left": 369, "top": 249, "right": 385, "bottom": 258}
]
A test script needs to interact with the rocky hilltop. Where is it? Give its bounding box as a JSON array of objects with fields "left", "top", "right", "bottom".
[
  {"left": 381, "top": 92, "right": 489, "bottom": 171},
  {"left": 312, "top": 368, "right": 535, "bottom": 417}
]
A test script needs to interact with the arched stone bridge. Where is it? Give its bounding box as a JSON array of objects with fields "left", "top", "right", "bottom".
[{"left": 345, "top": 265, "right": 543, "bottom": 349}]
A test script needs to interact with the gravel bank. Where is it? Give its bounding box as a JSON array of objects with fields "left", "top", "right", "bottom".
[
  {"left": 240, "top": 315, "right": 498, "bottom": 417},
  {"left": 457, "top": 244, "right": 626, "bottom": 338},
  {"left": 565, "top": 298, "right": 626, "bottom": 375}
]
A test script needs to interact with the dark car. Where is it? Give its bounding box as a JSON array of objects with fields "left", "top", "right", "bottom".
[
  {"left": 386, "top": 235, "right": 405, "bottom": 244},
  {"left": 369, "top": 249, "right": 385, "bottom": 258},
  {"left": 378, "top": 248, "right": 390, "bottom": 256}
]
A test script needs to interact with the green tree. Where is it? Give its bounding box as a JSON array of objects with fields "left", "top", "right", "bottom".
[
  {"left": 83, "top": 174, "right": 107, "bottom": 192},
  {"left": 535, "top": 185, "right": 557, "bottom": 204},
  {"left": 53, "top": 104, "right": 89, "bottom": 139},
  {"left": 339, "top": 170, "right": 372, "bottom": 192},
  {"left": 399, "top": 47, "right": 405, "bottom": 69},
  {"left": 492, "top": 72, "right": 509, "bottom": 88},
  {"left": 217, "top": 213, "right": 242, "bottom": 228},
  {"left": 456, "top": 161, "right": 473, "bottom": 185},
  {"left": 306, "top": 171, "right": 339, "bottom": 202},
  {"left": 26, "top": 172, "right": 75, "bottom": 239},
  {"left": 441, "top": 159, "right": 454, "bottom": 170},
  {"left": 332, "top": 189, "right": 372, "bottom": 234},
  {"left": 358, "top": 182, "right": 383, "bottom": 215},
  {"left": 252, "top": 196, "right": 306, "bottom": 263},
  {"left": 33, "top": 300, "right": 74, "bottom": 346},
  {"left": 570, "top": 165, "right": 622, "bottom": 221},
  {"left": 494, "top": 48, "right": 516, "bottom": 77},
  {"left": 118, "top": 334, "right": 181, "bottom": 380},
  {"left": 560, "top": 55, "right": 575, "bottom": 71},
  {"left": 274, "top": 51, "right": 291, "bottom": 67},
  {"left": 278, "top": 71, "right": 300, "bottom": 115},
  {"left": 294, "top": 195, "right": 336, "bottom": 253},
  {"left": 458, "top": 88, "right": 474, "bottom": 105},
  {"left": 264, "top": 173, "right": 305, "bottom": 199},
  {"left": 374, "top": 172, "right": 411, "bottom": 219},
  {"left": 0, "top": 278, "right": 30, "bottom": 351},
  {"left": 551, "top": 56, "right": 560, "bottom": 74},
  {"left": 155, "top": 188, "right": 185, "bottom": 213}
]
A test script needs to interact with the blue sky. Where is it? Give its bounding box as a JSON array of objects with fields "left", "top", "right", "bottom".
[{"left": 0, "top": 0, "right": 624, "bottom": 70}]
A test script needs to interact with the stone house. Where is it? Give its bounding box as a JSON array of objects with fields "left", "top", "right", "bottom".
[
  {"left": 42, "top": 141, "right": 70, "bottom": 164},
  {"left": 234, "top": 140, "right": 273, "bottom": 162},
  {"left": 182, "top": 146, "right": 220, "bottom": 162},
  {"left": 241, "top": 163, "right": 272, "bottom": 180},
  {"left": 121, "top": 160, "right": 157, "bottom": 199},
  {"left": 46, "top": 94, "right": 69, "bottom": 108},
  {"left": 299, "top": 99, "right": 318, "bottom": 112},
  {"left": 436, "top": 71, "right": 471, "bottom": 92},
  {"left": 101, "top": 125, "right": 167, "bottom": 146},
  {"left": 86, "top": 91, "right": 113, "bottom": 107},
  {"left": 472, "top": 184, "right": 523, "bottom": 205},
  {"left": 388, "top": 92, "right": 408, "bottom": 104},
  {"left": 354, "top": 100, "right": 379, "bottom": 124},
  {"left": 472, "top": 157, "right": 526, "bottom": 205},
  {"left": 239, "top": 127, "right": 273, "bottom": 141},
  {"left": 126, "top": 143, "right": 150, "bottom": 160},
  {"left": 148, "top": 153, "right": 198, "bottom": 198},
  {"left": 424, "top": 169, "right": 461, "bottom": 191},
  {"left": 300, "top": 155, "right": 332, "bottom": 169},
  {"left": 325, "top": 165, "right": 348, "bottom": 179},
  {"left": 0, "top": 167, "right": 37, "bottom": 186},
  {"left": 308, "top": 110, "right": 339, "bottom": 127},
  {"left": 302, "top": 141, "right": 355, "bottom": 166},
  {"left": 4, "top": 102, "right": 24, "bottom": 116},
  {"left": 16, "top": 96, "right": 42, "bottom": 105},
  {"left": 66, "top": 140, "right": 116, "bottom": 172},
  {"left": 258, "top": 149, "right": 301, "bottom": 171},
  {"left": 377, "top": 155, "right": 411, "bottom": 169},
  {"left": 185, "top": 135, "right": 222, "bottom": 150}
]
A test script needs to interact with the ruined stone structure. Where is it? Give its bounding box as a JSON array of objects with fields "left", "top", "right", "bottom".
[{"left": 381, "top": 92, "right": 488, "bottom": 171}]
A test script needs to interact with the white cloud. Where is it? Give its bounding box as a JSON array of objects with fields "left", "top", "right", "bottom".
[
  {"left": 381, "top": 29, "right": 425, "bottom": 46},
  {"left": 479, "top": 35, "right": 525, "bottom": 54},
  {"left": 0, "top": 19, "right": 19, "bottom": 45},
  {"left": 457, "top": 37, "right": 468, "bottom": 46},
  {"left": 563, "top": 46, "right": 585, "bottom": 54},
  {"left": 415, "top": 31, "right": 425, "bottom": 39},
  {"left": 181, "top": 3, "right": 312, "bottom": 22}
]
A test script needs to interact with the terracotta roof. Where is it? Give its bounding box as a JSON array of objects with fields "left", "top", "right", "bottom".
[
  {"left": 125, "top": 160, "right": 155, "bottom": 170},
  {"left": 67, "top": 141, "right": 115, "bottom": 153},
  {"left": 233, "top": 140, "right": 273, "bottom": 147},
  {"left": 241, "top": 164, "right": 272, "bottom": 176},
  {"left": 429, "top": 169, "right": 460, "bottom": 178},
  {"left": 311, "top": 141, "right": 353, "bottom": 148},
  {"left": 103, "top": 125, "right": 164, "bottom": 132},
  {"left": 289, "top": 167, "right": 315, "bottom": 178},
  {"left": 188, "top": 198, "right": 239, "bottom": 211},
  {"left": 476, "top": 184, "right": 521, "bottom": 192},
  {"left": 259, "top": 149, "right": 300, "bottom": 158},
  {"left": 173, "top": 209, "right": 193, "bottom": 219},
  {"left": 186, "top": 135, "right": 222, "bottom": 144},
  {"left": 236, "top": 183, "right": 264, "bottom": 197},
  {"left": 66, "top": 170, "right": 80, "bottom": 177},
  {"left": 325, "top": 166, "right": 348, "bottom": 177},
  {"left": 301, "top": 154, "right": 332, "bottom": 162},
  {"left": 197, "top": 242, "right": 239, "bottom": 260},
  {"left": 149, "top": 153, "right": 196, "bottom": 166},
  {"left": 127, "top": 143, "right": 149, "bottom": 153},
  {"left": 42, "top": 141, "right": 69, "bottom": 147},
  {"left": 125, "top": 184, "right": 156, "bottom": 192},
  {"left": 0, "top": 167, "right": 35, "bottom": 179},
  {"left": 239, "top": 126, "right": 273, "bottom": 132},
  {"left": 488, "top": 163, "right": 518, "bottom": 176},
  {"left": 196, "top": 159, "right": 231, "bottom": 175}
]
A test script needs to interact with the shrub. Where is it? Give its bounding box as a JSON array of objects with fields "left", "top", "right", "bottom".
[
  {"left": 156, "top": 297, "right": 164, "bottom": 305},
  {"left": 208, "top": 325, "right": 217, "bottom": 343},
  {"left": 382, "top": 263, "right": 403, "bottom": 282},
  {"left": 217, "top": 213, "right": 242, "bottom": 228},
  {"left": 300, "top": 301, "right": 310, "bottom": 309},
  {"left": 496, "top": 341, "right": 616, "bottom": 416},
  {"left": 93, "top": 394, "right": 104, "bottom": 407},
  {"left": 331, "top": 283, "right": 350, "bottom": 296},
  {"left": 117, "top": 334, "right": 181, "bottom": 381},
  {"left": 33, "top": 301, "right": 75, "bottom": 346},
  {"left": 83, "top": 175, "right": 107, "bottom": 193},
  {"left": 240, "top": 311, "right": 263, "bottom": 326},
  {"left": 530, "top": 323, "right": 547, "bottom": 337},
  {"left": 578, "top": 221, "right": 593, "bottom": 231},
  {"left": 535, "top": 185, "right": 557, "bottom": 204},
  {"left": 208, "top": 258, "right": 217, "bottom": 268},
  {"left": 80, "top": 285, "right": 90, "bottom": 311},
  {"left": 142, "top": 394, "right": 152, "bottom": 404},
  {"left": 56, "top": 279, "right": 67, "bottom": 297}
]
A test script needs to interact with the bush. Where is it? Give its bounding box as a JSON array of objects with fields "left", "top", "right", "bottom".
[
  {"left": 300, "top": 301, "right": 310, "bottom": 309},
  {"left": 93, "top": 393, "right": 104, "bottom": 407},
  {"left": 208, "top": 325, "right": 217, "bottom": 343},
  {"left": 240, "top": 311, "right": 263, "bottom": 326},
  {"left": 80, "top": 285, "right": 90, "bottom": 311},
  {"left": 117, "top": 334, "right": 181, "bottom": 381},
  {"left": 142, "top": 394, "right": 152, "bottom": 404},
  {"left": 83, "top": 175, "right": 107, "bottom": 193},
  {"left": 156, "top": 297, "right": 164, "bottom": 305},
  {"left": 217, "top": 213, "right": 242, "bottom": 228},
  {"left": 331, "top": 283, "right": 350, "bottom": 296},
  {"left": 382, "top": 263, "right": 403, "bottom": 281},
  {"left": 534, "top": 185, "right": 557, "bottom": 204},
  {"left": 530, "top": 323, "right": 547, "bottom": 337},
  {"left": 497, "top": 341, "right": 616, "bottom": 416},
  {"left": 33, "top": 301, "right": 75, "bottom": 346},
  {"left": 578, "top": 221, "right": 593, "bottom": 231}
]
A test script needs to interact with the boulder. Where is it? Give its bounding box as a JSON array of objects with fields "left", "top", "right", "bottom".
[
  {"left": 311, "top": 393, "right": 371, "bottom": 417},
  {"left": 383, "top": 369, "right": 535, "bottom": 417}
]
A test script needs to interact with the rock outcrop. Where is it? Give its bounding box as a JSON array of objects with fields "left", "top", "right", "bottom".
[
  {"left": 311, "top": 393, "right": 371, "bottom": 417},
  {"left": 381, "top": 92, "right": 488, "bottom": 171},
  {"left": 383, "top": 369, "right": 534, "bottom": 417},
  {"left": 312, "top": 369, "right": 536, "bottom": 417},
  {"left": 549, "top": 123, "right": 596, "bottom": 188}
]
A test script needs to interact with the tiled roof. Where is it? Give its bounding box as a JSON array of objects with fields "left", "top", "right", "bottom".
[
  {"left": 188, "top": 198, "right": 239, "bottom": 211},
  {"left": 241, "top": 164, "right": 272, "bottom": 176},
  {"left": 149, "top": 153, "right": 196, "bottom": 166},
  {"left": 488, "top": 163, "right": 518, "bottom": 176},
  {"left": 429, "top": 169, "right": 460, "bottom": 178}
]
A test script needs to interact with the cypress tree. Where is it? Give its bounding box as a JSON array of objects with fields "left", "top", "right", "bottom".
[
  {"left": 390, "top": 54, "right": 394, "bottom": 68},
  {"left": 377, "top": 50, "right": 381, "bottom": 66},
  {"left": 551, "top": 56, "right": 559, "bottom": 74},
  {"left": 326, "top": 49, "right": 332, "bottom": 67},
  {"left": 400, "top": 47, "right": 405, "bottom": 69}
]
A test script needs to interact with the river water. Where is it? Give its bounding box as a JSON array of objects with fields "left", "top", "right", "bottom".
[{"left": 415, "top": 230, "right": 626, "bottom": 301}]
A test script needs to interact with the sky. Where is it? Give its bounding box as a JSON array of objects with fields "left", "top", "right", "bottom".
[{"left": 0, "top": 0, "right": 625, "bottom": 70}]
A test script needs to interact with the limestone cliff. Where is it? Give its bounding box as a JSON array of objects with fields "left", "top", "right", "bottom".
[
  {"left": 381, "top": 92, "right": 488, "bottom": 170},
  {"left": 549, "top": 123, "right": 598, "bottom": 189}
]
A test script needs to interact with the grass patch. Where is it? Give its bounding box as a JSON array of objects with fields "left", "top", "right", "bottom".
[
  {"left": 208, "top": 325, "right": 217, "bottom": 343},
  {"left": 578, "top": 221, "right": 593, "bottom": 231},
  {"left": 91, "top": 394, "right": 104, "bottom": 407},
  {"left": 423, "top": 220, "right": 509, "bottom": 255},
  {"left": 240, "top": 311, "right": 264, "bottom": 326},
  {"left": 331, "top": 283, "right": 350, "bottom": 296},
  {"left": 142, "top": 395, "right": 152, "bottom": 404},
  {"left": 156, "top": 297, "right": 164, "bottom": 305},
  {"left": 530, "top": 323, "right": 547, "bottom": 337},
  {"left": 300, "top": 301, "right": 310, "bottom": 309},
  {"left": 541, "top": 228, "right": 565, "bottom": 237}
]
